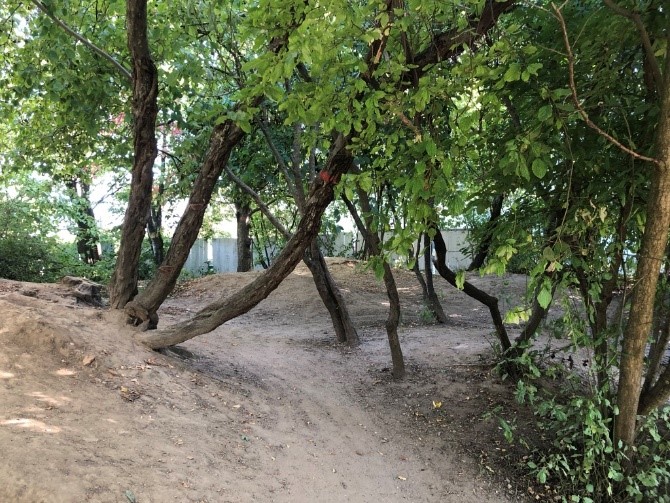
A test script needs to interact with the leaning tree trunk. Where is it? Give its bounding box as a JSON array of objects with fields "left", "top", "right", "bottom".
[
  {"left": 124, "top": 119, "right": 249, "bottom": 329},
  {"left": 137, "top": 134, "right": 353, "bottom": 347},
  {"left": 235, "top": 200, "right": 253, "bottom": 272},
  {"left": 256, "top": 119, "right": 359, "bottom": 345},
  {"left": 123, "top": 28, "right": 296, "bottom": 327},
  {"left": 422, "top": 233, "right": 448, "bottom": 323},
  {"left": 109, "top": 0, "right": 158, "bottom": 309},
  {"left": 432, "top": 227, "right": 512, "bottom": 352},
  {"left": 616, "top": 59, "right": 670, "bottom": 447},
  {"left": 303, "top": 240, "right": 360, "bottom": 345}
]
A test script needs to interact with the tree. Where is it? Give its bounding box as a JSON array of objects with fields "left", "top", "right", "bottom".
[{"left": 108, "top": 0, "right": 158, "bottom": 308}]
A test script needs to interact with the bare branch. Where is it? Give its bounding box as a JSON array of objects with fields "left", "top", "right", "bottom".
[
  {"left": 257, "top": 118, "right": 302, "bottom": 207},
  {"left": 29, "top": 0, "right": 132, "bottom": 83},
  {"left": 552, "top": 3, "right": 660, "bottom": 166},
  {"left": 222, "top": 163, "right": 291, "bottom": 239}
]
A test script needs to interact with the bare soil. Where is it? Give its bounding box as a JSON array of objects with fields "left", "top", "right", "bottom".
[{"left": 0, "top": 260, "right": 542, "bottom": 502}]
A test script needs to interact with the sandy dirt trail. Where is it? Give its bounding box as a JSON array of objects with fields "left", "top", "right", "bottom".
[{"left": 0, "top": 261, "right": 529, "bottom": 502}]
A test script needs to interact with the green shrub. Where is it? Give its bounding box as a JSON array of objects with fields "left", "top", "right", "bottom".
[{"left": 504, "top": 351, "right": 670, "bottom": 502}]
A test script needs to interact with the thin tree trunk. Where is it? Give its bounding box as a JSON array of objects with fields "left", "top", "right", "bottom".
[
  {"left": 423, "top": 233, "right": 448, "bottom": 323},
  {"left": 146, "top": 194, "right": 164, "bottom": 265},
  {"left": 432, "top": 227, "right": 512, "bottom": 352},
  {"left": 468, "top": 194, "right": 504, "bottom": 271},
  {"left": 235, "top": 200, "right": 253, "bottom": 272},
  {"left": 109, "top": 0, "right": 158, "bottom": 308},
  {"left": 343, "top": 192, "right": 405, "bottom": 379},
  {"left": 304, "top": 240, "right": 360, "bottom": 345},
  {"left": 65, "top": 178, "right": 101, "bottom": 264},
  {"left": 616, "top": 57, "right": 670, "bottom": 447},
  {"left": 643, "top": 297, "right": 670, "bottom": 395}
]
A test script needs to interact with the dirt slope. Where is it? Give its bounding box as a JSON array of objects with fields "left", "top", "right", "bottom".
[{"left": 0, "top": 261, "right": 534, "bottom": 502}]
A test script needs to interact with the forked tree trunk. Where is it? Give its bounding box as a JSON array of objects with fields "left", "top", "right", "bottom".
[
  {"left": 136, "top": 134, "right": 353, "bottom": 347},
  {"left": 124, "top": 119, "right": 249, "bottom": 328},
  {"left": 236, "top": 200, "right": 253, "bottom": 272},
  {"left": 616, "top": 58, "right": 670, "bottom": 446},
  {"left": 108, "top": 0, "right": 158, "bottom": 309}
]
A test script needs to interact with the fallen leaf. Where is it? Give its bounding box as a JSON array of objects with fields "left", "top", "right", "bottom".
[
  {"left": 82, "top": 355, "right": 96, "bottom": 366},
  {"left": 125, "top": 489, "right": 136, "bottom": 503}
]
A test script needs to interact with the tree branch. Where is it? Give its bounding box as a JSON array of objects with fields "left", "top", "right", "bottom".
[
  {"left": 30, "top": 0, "right": 132, "bottom": 83},
  {"left": 552, "top": 3, "right": 661, "bottom": 166},
  {"left": 222, "top": 163, "right": 291, "bottom": 239},
  {"left": 603, "top": 0, "right": 662, "bottom": 95}
]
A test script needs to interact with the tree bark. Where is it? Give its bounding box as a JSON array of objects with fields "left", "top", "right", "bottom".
[
  {"left": 468, "top": 194, "right": 504, "bottom": 271},
  {"left": 422, "top": 233, "right": 448, "bottom": 323},
  {"left": 256, "top": 119, "right": 359, "bottom": 345},
  {"left": 235, "top": 200, "right": 253, "bottom": 272},
  {"left": 108, "top": 0, "right": 158, "bottom": 308},
  {"left": 146, "top": 193, "right": 164, "bottom": 266},
  {"left": 432, "top": 228, "right": 512, "bottom": 352},
  {"left": 343, "top": 192, "right": 405, "bottom": 379},
  {"left": 615, "top": 56, "right": 670, "bottom": 447},
  {"left": 303, "top": 240, "right": 360, "bottom": 345},
  {"left": 137, "top": 134, "right": 353, "bottom": 348},
  {"left": 124, "top": 119, "right": 249, "bottom": 328}
]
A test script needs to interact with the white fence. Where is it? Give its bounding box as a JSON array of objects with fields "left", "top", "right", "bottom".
[{"left": 183, "top": 230, "right": 471, "bottom": 275}]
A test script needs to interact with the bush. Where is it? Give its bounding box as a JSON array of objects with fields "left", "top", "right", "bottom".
[
  {"left": 0, "top": 235, "right": 64, "bottom": 282},
  {"left": 506, "top": 351, "right": 670, "bottom": 502}
]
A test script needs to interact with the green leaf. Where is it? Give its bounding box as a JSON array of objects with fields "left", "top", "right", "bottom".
[
  {"left": 537, "top": 287, "right": 552, "bottom": 309},
  {"left": 455, "top": 270, "right": 465, "bottom": 290},
  {"left": 503, "top": 63, "right": 521, "bottom": 82},
  {"left": 537, "top": 105, "right": 553, "bottom": 122},
  {"left": 531, "top": 158, "right": 548, "bottom": 179}
]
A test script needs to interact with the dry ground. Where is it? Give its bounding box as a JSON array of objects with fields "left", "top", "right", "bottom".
[{"left": 0, "top": 260, "right": 548, "bottom": 502}]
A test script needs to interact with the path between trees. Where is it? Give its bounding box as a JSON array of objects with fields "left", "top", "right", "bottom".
[{"left": 0, "top": 261, "right": 533, "bottom": 502}]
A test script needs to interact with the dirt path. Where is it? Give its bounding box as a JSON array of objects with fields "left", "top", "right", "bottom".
[{"left": 0, "top": 261, "right": 531, "bottom": 502}]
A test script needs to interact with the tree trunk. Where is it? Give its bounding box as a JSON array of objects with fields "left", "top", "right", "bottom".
[
  {"left": 468, "top": 193, "right": 504, "bottom": 271},
  {"left": 124, "top": 119, "right": 249, "bottom": 328},
  {"left": 343, "top": 192, "right": 405, "bottom": 379},
  {"left": 254, "top": 122, "right": 359, "bottom": 345},
  {"left": 432, "top": 227, "right": 512, "bottom": 352},
  {"left": 423, "top": 233, "right": 448, "bottom": 323},
  {"left": 136, "top": 134, "right": 353, "bottom": 347},
  {"left": 615, "top": 58, "right": 670, "bottom": 447},
  {"left": 236, "top": 200, "right": 253, "bottom": 272},
  {"left": 108, "top": 0, "right": 158, "bottom": 309},
  {"left": 146, "top": 195, "right": 164, "bottom": 265},
  {"left": 121, "top": 16, "right": 300, "bottom": 324},
  {"left": 64, "top": 178, "right": 100, "bottom": 265},
  {"left": 303, "top": 240, "right": 360, "bottom": 345}
]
